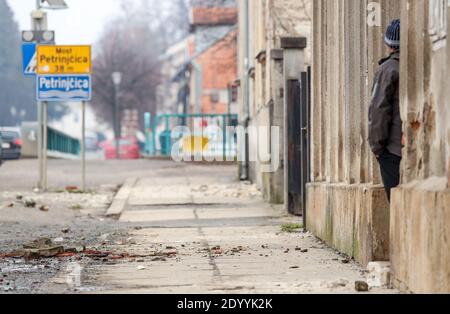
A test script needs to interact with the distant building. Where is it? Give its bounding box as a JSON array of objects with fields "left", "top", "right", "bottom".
[
  {"left": 236, "top": 0, "right": 312, "bottom": 203},
  {"left": 189, "top": 0, "right": 238, "bottom": 115},
  {"left": 157, "top": 37, "right": 193, "bottom": 117}
]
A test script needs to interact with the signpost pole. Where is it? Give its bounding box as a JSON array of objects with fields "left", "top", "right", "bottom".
[
  {"left": 35, "top": 43, "right": 91, "bottom": 192},
  {"left": 32, "top": 0, "right": 48, "bottom": 191},
  {"left": 34, "top": 1, "right": 43, "bottom": 190},
  {"left": 43, "top": 101, "right": 48, "bottom": 191},
  {"left": 81, "top": 101, "right": 86, "bottom": 192},
  {"left": 114, "top": 87, "right": 120, "bottom": 160},
  {"left": 37, "top": 101, "right": 43, "bottom": 190}
]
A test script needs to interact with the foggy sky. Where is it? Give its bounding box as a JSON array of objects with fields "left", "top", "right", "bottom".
[{"left": 7, "top": 0, "right": 122, "bottom": 46}]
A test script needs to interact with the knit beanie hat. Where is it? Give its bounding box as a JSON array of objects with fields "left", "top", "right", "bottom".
[{"left": 385, "top": 19, "right": 400, "bottom": 49}]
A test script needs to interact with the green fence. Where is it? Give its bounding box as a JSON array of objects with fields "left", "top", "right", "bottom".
[
  {"left": 145, "top": 113, "right": 238, "bottom": 159},
  {"left": 47, "top": 127, "right": 80, "bottom": 156}
]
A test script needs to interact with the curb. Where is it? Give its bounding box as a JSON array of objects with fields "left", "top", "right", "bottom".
[
  {"left": 47, "top": 150, "right": 79, "bottom": 160},
  {"left": 105, "top": 177, "right": 137, "bottom": 217}
]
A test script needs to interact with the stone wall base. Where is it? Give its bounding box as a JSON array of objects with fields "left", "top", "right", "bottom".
[
  {"left": 447, "top": 157, "right": 450, "bottom": 187},
  {"left": 262, "top": 170, "right": 284, "bottom": 205},
  {"left": 390, "top": 179, "right": 450, "bottom": 293},
  {"left": 306, "top": 183, "right": 390, "bottom": 266}
]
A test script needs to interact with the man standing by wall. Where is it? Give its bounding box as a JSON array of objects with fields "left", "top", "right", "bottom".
[{"left": 369, "top": 19, "right": 402, "bottom": 202}]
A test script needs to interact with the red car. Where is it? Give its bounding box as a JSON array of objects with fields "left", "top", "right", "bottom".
[{"left": 102, "top": 137, "right": 140, "bottom": 160}]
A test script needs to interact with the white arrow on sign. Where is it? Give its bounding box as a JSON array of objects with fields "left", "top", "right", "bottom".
[{"left": 25, "top": 52, "right": 37, "bottom": 75}]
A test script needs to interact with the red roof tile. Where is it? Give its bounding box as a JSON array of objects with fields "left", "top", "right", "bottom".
[{"left": 191, "top": 7, "right": 238, "bottom": 26}]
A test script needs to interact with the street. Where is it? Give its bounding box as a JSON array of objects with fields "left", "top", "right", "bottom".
[
  {"left": 0, "top": 159, "right": 394, "bottom": 294},
  {"left": 1, "top": 0, "right": 448, "bottom": 296}
]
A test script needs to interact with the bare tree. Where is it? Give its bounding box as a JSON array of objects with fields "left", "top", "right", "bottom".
[
  {"left": 91, "top": 0, "right": 191, "bottom": 130},
  {"left": 190, "top": 0, "right": 236, "bottom": 8}
]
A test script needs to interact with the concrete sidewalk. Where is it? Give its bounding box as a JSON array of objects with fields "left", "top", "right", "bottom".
[{"left": 79, "top": 163, "right": 394, "bottom": 294}]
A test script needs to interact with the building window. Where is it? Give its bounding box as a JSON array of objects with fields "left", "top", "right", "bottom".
[
  {"left": 429, "top": 0, "right": 448, "bottom": 47},
  {"left": 229, "top": 84, "right": 238, "bottom": 103},
  {"left": 210, "top": 91, "right": 219, "bottom": 103}
]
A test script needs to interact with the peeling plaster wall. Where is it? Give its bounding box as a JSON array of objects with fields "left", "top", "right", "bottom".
[
  {"left": 268, "top": 0, "right": 312, "bottom": 64},
  {"left": 307, "top": 0, "right": 400, "bottom": 265},
  {"left": 448, "top": 4, "right": 450, "bottom": 188},
  {"left": 399, "top": 0, "right": 448, "bottom": 183},
  {"left": 237, "top": 0, "right": 312, "bottom": 203},
  {"left": 390, "top": 0, "right": 450, "bottom": 294}
]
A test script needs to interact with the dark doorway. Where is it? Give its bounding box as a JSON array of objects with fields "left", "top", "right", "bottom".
[
  {"left": 286, "top": 70, "right": 311, "bottom": 219},
  {"left": 300, "top": 69, "right": 311, "bottom": 226},
  {"left": 287, "top": 79, "right": 302, "bottom": 215}
]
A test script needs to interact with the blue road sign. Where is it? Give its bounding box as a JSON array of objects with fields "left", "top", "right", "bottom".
[
  {"left": 36, "top": 75, "right": 92, "bottom": 102},
  {"left": 22, "top": 43, "right": 37, "bottom": 76}
]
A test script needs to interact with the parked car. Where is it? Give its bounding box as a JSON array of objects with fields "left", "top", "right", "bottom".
[
  {"left": 0, "top": 129, "right": 22, "bottom": 160},
  {"left": 101, "top": 137, "right": 140, "bottom": 160}
]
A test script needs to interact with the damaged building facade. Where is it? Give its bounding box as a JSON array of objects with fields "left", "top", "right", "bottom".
[
  {"left": 308, "top": 0, "right": 450, "bottom": 293},
  {"left": 308, "top": 0, "right": 400, "bottom": 270},
  {"left": 157, "top": 0, "right": 238, "bottom": 119},
  {"left": 238, "top": 0, "right": 450, "bottom": 293},
  {"left": 189, "top": 0, "right": 238, "bottom": 115},
  {"left": 237, "top": 0, "right": 312, "bottom": 204},
  {"left": 390, "top": 0, "right": 450, "bottom": 293}
]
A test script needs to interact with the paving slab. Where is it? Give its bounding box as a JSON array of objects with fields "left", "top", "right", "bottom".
[
  {"left": 77, "top": 164, "right": 397, "bottom": 294},
  {"left": 106, "top": 177, "right": 137, "bottom": 216},
  {"left": 119, "top": 208, "right": 196, "bottom": 223}
]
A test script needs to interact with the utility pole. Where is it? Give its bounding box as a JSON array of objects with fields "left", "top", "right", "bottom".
[
  {"left": 32, "top": 0, "right": 48, "bottom": 191},
  {"left": 81, "top": 101, "right": 86, "bottom": 191},
  {"left": 113, "top": 83, "right": 120, "bottom": 159},
  {"left": 112, "top": 72, "right": 122, "bottom": 159},
  {"left": 240, "top": 0, "right": 251, "bottom": 181},
  {"left": 31, "top": 0, "right": 68, "bottom": 191}
]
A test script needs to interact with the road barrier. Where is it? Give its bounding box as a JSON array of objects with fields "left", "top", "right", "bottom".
[
  {"left": 47, "top": 126, "right": 80, "bottom": 156},
  {"left": 21, "top": 123, "right": 80, "bottom": 158}
]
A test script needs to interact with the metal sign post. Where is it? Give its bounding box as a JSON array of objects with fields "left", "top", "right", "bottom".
[
  {"left": 35, "top": 56, "right": 91, "bottom": 192},
  {"left": 81, "top": 101, "right": 86, "bottom": 192},
  {"left": 43, "top": 101, "right": 48, "bottom": 190},
  {"left": 35, "top": 75, "right": 92, "bottom": 191},
  {"left": 31, "top": 1, "right": 48, "bottom": 191},
  {"left": 37, "top": 101, "right": 43, "bottom": 190},
  {"left": 24, "top": 1, "right": 77, "bottom": 192}
]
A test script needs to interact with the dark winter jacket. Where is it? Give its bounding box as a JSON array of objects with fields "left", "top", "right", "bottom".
[{"left": 368, "top": 51, "right": 402, "bottom": 157}]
